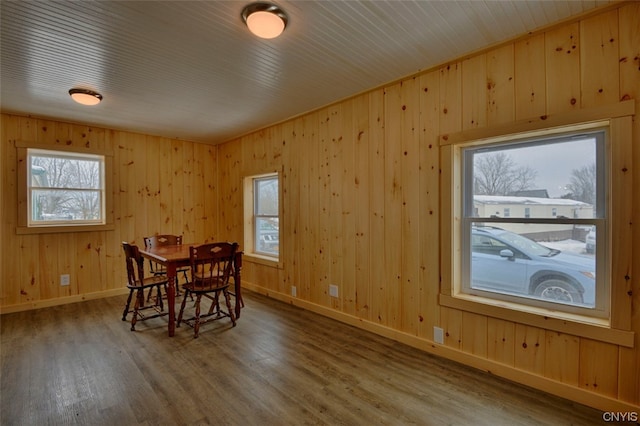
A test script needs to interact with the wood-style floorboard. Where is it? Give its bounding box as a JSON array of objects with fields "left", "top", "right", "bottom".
[{"left": 1, "top": 291, "right": 606, "bottom": 425}]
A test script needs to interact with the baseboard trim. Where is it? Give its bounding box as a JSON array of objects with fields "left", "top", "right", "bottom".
[
  {"left": 0, "top": 288, "right": 130, "bottom": 314},
  {"left": 243, "top": 282, "right": 640, "bottom": 414}
]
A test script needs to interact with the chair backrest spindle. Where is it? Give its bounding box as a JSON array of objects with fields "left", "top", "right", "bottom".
[{"left": 122, "top": 242, "right": 146, "bottom": 286}]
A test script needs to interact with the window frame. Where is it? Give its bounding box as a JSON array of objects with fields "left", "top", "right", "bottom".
[
  {"left": 243, "top": 172, "right": 281, "bottom": 264},
  {"left": 27, "top": 148, "right": 106, "bottom": 227},
  {"left": 459, "top": 129, "right": 608, "bottom": 319},
  {"left": 16, "top": 142, "right": 114, "bottom": 234},
  {"left": 439, "top": 101, "right": 635, "bottom": 348}
]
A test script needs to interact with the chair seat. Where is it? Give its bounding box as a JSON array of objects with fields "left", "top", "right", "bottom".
[
  {"left": 182, "top": 281, "right": 229, "bottom": 293},
  {"left": 152, "top": 265, "right": 189, "bottom": 274},
  {"left": 128, "top": 275, "right": 170, "bottom": 290}
]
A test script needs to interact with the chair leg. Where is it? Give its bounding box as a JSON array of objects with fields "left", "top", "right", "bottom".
[
  {"left": 207, "top": 292, "right": 220, "bottom": 316},
  {"left": 175, "top": 277, "right": 180, "bottom": 296},
  {"left": 233, "top": 278, "right": 245, "bottom": 308},
  {"left": 122, "top": 289, "right": 134, "bottom": 321},
  {"left": 177, "top": 290, "right": 189, "bottom": 327},
  {"left": 156, "top": 285, "right": 165, "bottom": 311},
  {"left": 193, "top": 294, "right": 203, "bottom": 338},
  {"left": 131, "top": 289, "right": 145, "bottom": 331},
  {"left": 223, "top": 289, "right": 236, "bottom": 327},
  {"left": 212, "top": 292, "right": 222, "bottom": 317}
]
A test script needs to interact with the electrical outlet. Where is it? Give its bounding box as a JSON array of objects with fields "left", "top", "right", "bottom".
[
  {"left": 291, "top": 286, "right": 297, "bottom": 297},
  {"left": 60, "top": 274, "right": 70, "bottom": 286},
  {"left": 329, "top": 284, "right": 339, "bottom": 298},
  {"left": 433, "top": 326, "right": 444, "bottom": 344}
]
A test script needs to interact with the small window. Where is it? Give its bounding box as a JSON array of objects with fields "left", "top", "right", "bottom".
[
  {"left": 27, "top": 149, "right": 106, "bottom": 226},
  {"left": 461, "top": 128, "right": 607, "bottom": 318},
  {"left": 244, "top": 173, "right": 280, "bottom": 259}
]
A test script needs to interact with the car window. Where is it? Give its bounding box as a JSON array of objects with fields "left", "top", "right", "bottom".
[
  {"left": 496, "top": 231, "right": 551, "bottom": 257},
  {"left": 472, "top": 235, "right": 508, "bottom": 255}
]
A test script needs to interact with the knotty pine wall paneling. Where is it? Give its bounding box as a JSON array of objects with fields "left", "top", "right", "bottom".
[
  {"left": 418, "top": 70, "right": 440, "bottom": 339},
  {"left": 618, "top": 3, "right": 640, "bottom": 405},
  {"left": 180, "top": 141, "right": 195, "bottom": 242},
  {"left": 222, "top": 4, "right": 639, "bottom": 411},
  {"left": 383, "top": 84, "right": 404, "bottom": 330},
  {"left": 293, "top": 115, "right": 311, "bottom": 302},
  {"left": 545, "top": 23, "right": 581, "bottom": 115},
  {"left": 1, "top": 116, "right": 217, "bottom": 310},
  {"left": 514, "top": 33, "right": 545, "bottom": 120},
  {"left": 338, "top": 99, "right": 357, "bottom": 316},
  {"left": 352, "top": 94, "right": 371, "bottom": 320},
  {"left": 317, "top": 106, "right": 335, "bottom": 310},
  {"left": 487, "top": 44, "right": 515, "bottom": 126},
  {"left": 368, "top": 92, "right": 386, "bottom": 325},
  {"left": 486, "top": 317, "right": 516, "bottom": 366},
  {"left": 544, "top": 331, "right": 579, "bottom": 387},
  {"left": 398, "top": 78, "right": 422, "bottom": 336}
]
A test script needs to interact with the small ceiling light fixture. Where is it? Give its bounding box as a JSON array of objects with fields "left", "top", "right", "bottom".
[
  {"left": 69, "top": 88, "right": 103, "bottom": 106},
  {"left": 241, "top": 2, "right": 288, "bottom": 39}
]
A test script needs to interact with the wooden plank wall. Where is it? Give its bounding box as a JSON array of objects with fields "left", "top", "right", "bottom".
[
  {"left": 0, "top": 118, "right": 218, "bottom": 309},
  {"left": 1, "top": 2, "right": 638, "bottom": 413},
  {"left": 217, "top": 3, "right": 640, "bottom": 410}
]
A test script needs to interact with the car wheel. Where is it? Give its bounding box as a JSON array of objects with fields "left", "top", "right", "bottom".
[{"left": 533, "top": 278, "right": 583, "bottom": 304}]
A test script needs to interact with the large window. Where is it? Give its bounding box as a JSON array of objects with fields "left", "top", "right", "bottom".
[
  {"left": 441, "top": 102, "right": 635, "bottom": 346},
  {"left": 244, "top": 173, "right": 279, "bottom": 259},
  {"left": 27, "top": 148, "right": 106, "bottom": 226},
  {"left": 460, "top": 129, "right": 608, "bottom": 318}
]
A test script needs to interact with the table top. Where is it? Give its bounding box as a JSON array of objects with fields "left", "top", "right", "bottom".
[
  {"left": 139, "top": 243, "right": 193, "bottom": 263},
  {"left": 139, "top": 243, "right": 243, "bottom": 264}
]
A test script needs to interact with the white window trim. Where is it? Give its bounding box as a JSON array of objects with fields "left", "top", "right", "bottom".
[
  {"left": 243, "top": 172, "right": 281, "bottom": 267},
  {"left": 439, "top": 101, "right": 635, "bottom": 348},
  {"left": 27, "top": 148, "right": 106, "bottom": 227},
  {"left": 15, "top": 141, "right": 114, "bottom": 234}
]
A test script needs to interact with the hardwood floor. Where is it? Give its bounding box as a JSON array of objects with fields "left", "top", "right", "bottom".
[{"left": 1, "top": 291, "right": 607, "bottom": 425}]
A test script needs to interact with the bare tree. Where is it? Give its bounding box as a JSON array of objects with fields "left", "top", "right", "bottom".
[
  {"left": 31, "top": 154, "right": 101, "bottom": 220},
  {"left": 564, "top": 163, "right": 596, "bottom": 204},
  {"left": 473, "top": 152, "right": 537, "bottom": 196}
]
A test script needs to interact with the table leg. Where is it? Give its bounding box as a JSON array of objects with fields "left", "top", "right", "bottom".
[{"left": 166, "top": 263, "right": 176, "bottom": 337}]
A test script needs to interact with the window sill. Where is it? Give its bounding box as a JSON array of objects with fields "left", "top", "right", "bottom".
[
  {"left": 243, "top": 253, "right": 281, "bottom": 269},
  {"left": 16, "top": 223, "right": 115, "bottom": 235},
  {"left": 440, "top": 293, "right": 634, "bottom": 348}
]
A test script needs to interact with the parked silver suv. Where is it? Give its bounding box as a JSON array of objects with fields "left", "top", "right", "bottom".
[{"left": 471, "top": 226, "right": 596, "bottom": 307}]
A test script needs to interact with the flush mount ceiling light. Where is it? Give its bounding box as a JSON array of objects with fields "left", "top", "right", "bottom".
[
  {"left": 69, "top": 88, "right": 103, "bottom": 106},
  {"left": 241, "top": 2, "right": 288, "bottom": 39}
]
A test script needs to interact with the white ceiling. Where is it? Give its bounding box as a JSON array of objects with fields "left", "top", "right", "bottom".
[{"left": 1, "top": 1, "right": 609, "bottom": 144}]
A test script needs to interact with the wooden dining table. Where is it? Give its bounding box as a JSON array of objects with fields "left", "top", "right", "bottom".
[{"left": 139, "top": 243, "right": 243, "bottom": 337}]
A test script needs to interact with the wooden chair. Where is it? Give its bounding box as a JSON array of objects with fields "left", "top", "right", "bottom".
[
  {"left": 144, "top": 234, "right": 189, "bottom": 296},
  {"left": 121, "top": 242, "right": 169, "bottom": 331},
  {"left": 177, "top": 242, "right": 238, "bottom": 338}
]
